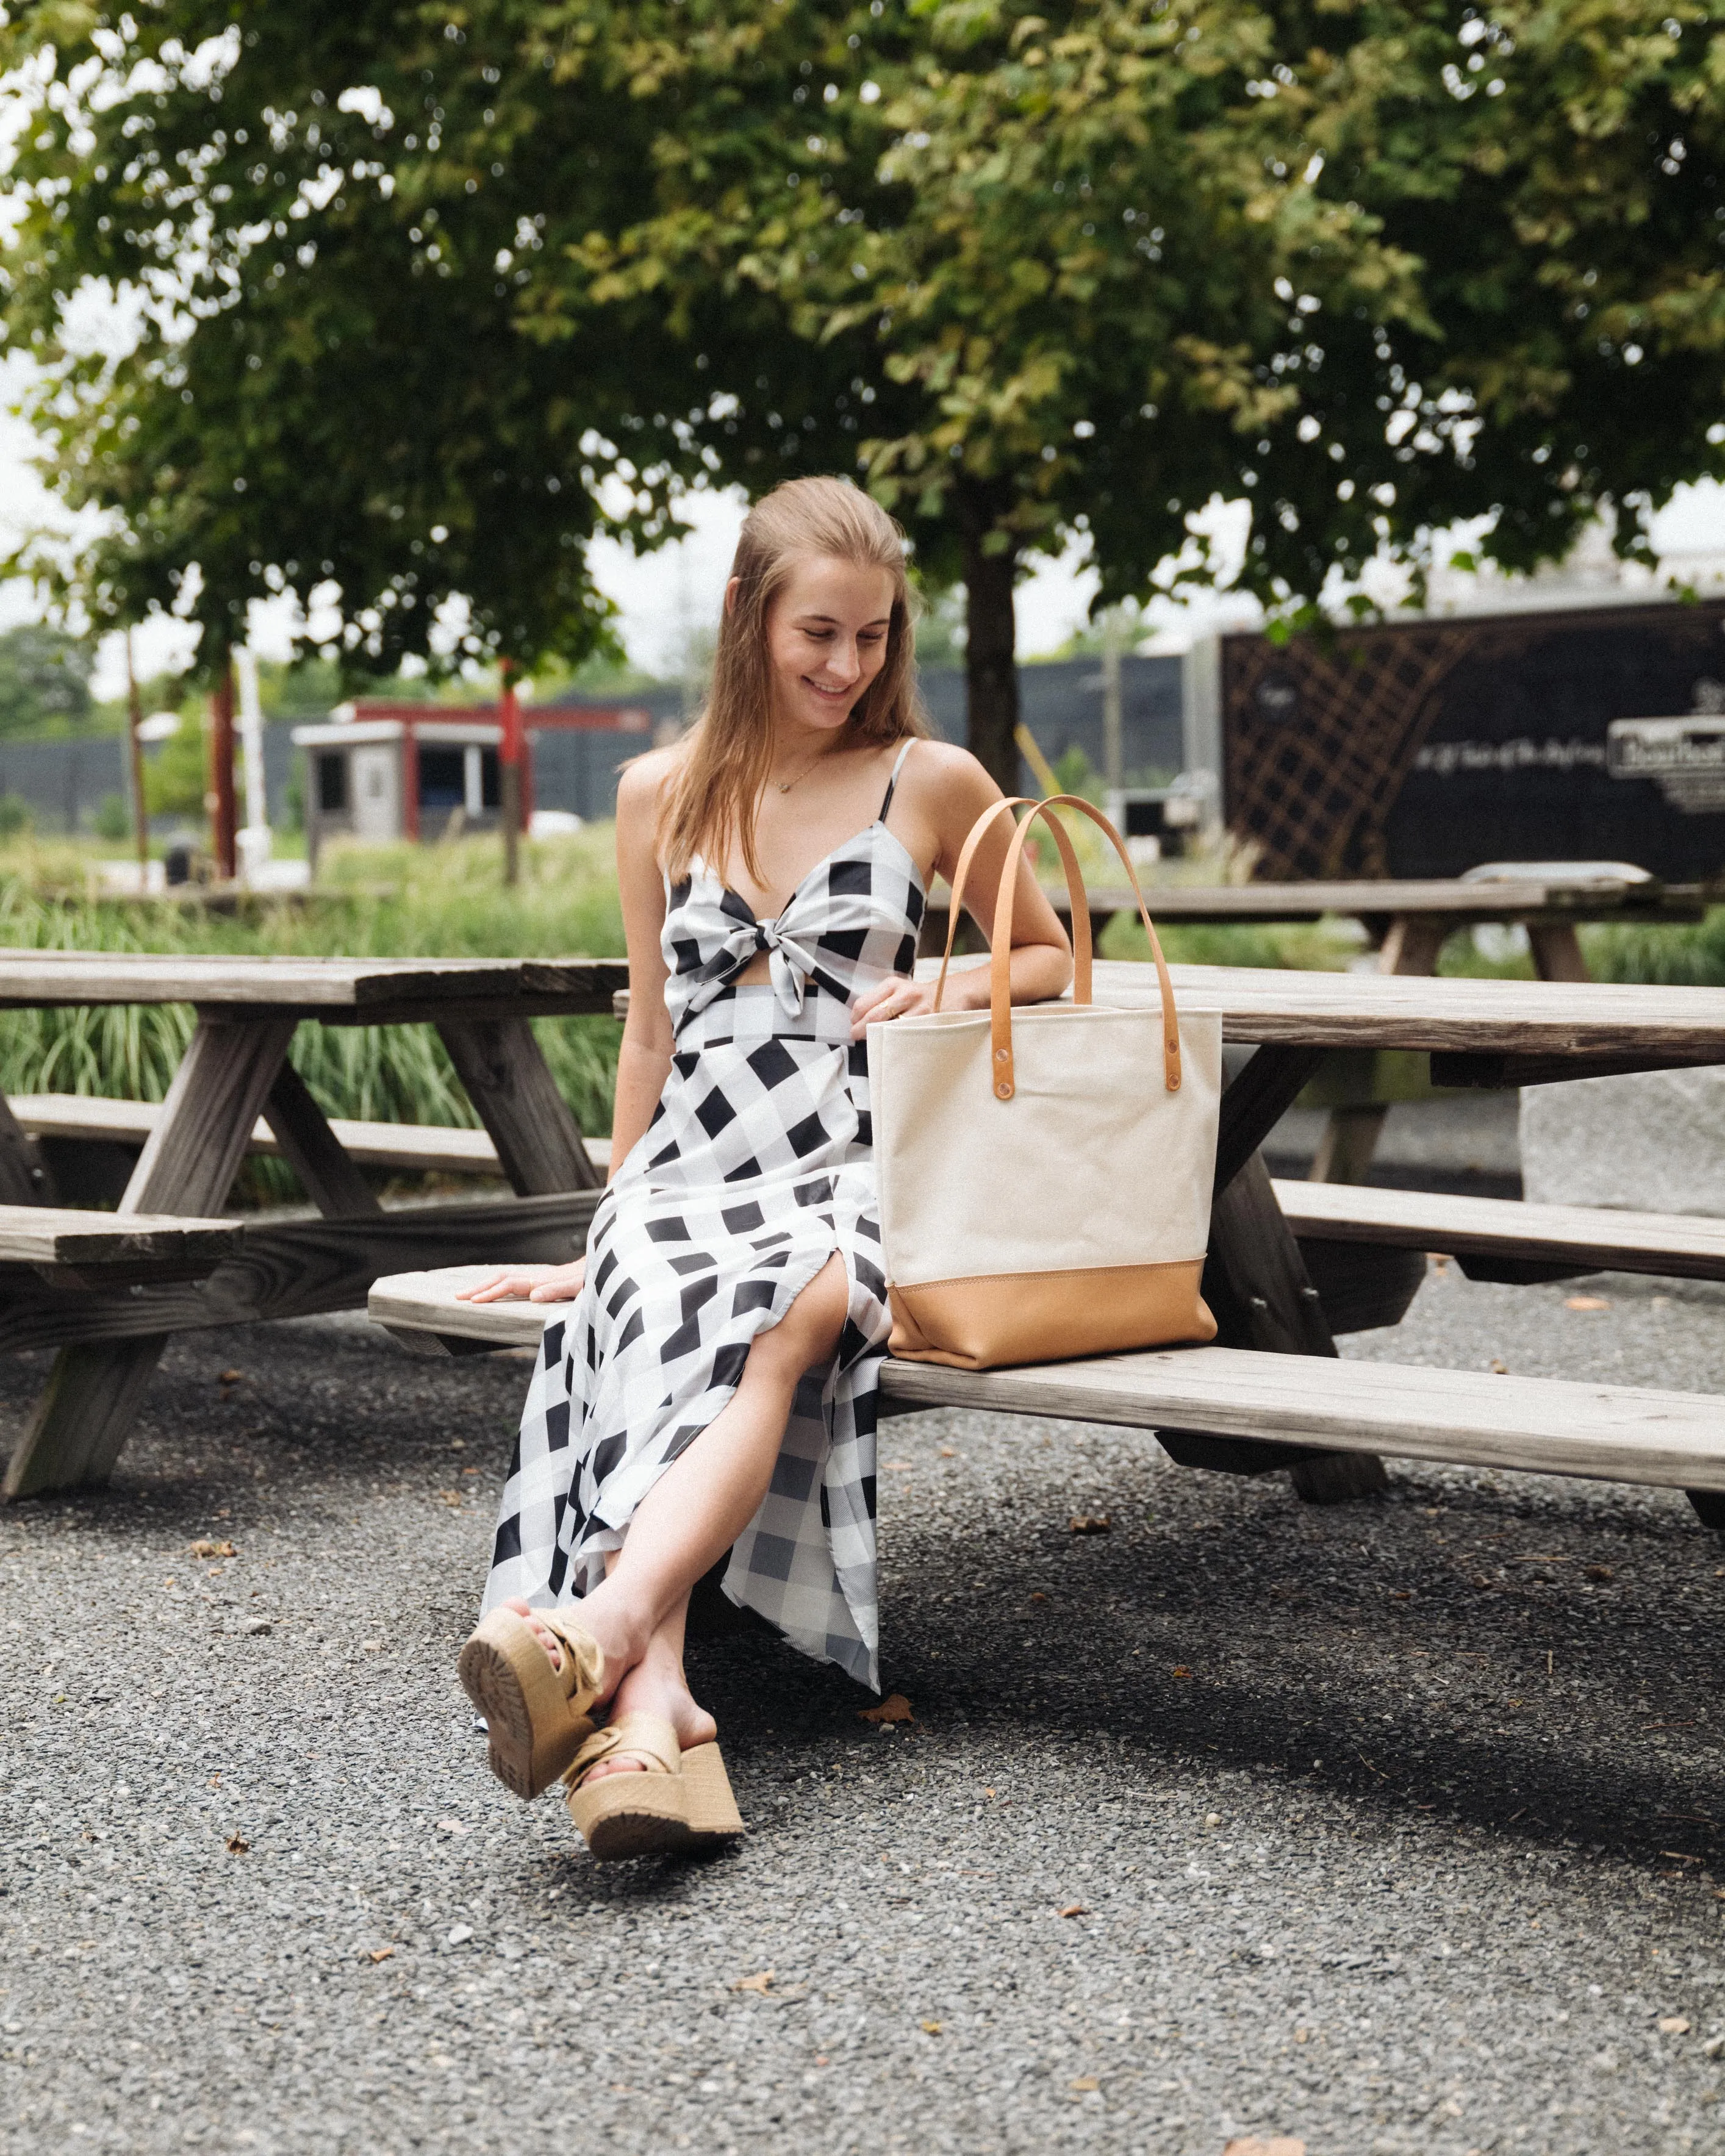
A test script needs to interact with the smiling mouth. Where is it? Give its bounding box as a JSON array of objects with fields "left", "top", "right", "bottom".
[{"left": 803, "top": 679, "right": 853, "bottom": 701}]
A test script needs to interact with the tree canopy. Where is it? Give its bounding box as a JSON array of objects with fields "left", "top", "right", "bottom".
[
  {"left": 4, "top": 0, "right": 1725, "bottom": 783},
  {"left": 0, "top": 624, "right": 95, "bottom": 737}
]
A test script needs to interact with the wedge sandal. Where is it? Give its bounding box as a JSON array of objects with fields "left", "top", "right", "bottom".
[
  {"left": 457, "top": 1606, "right": 606, "bottom": 1800},
  {"left": 563, "top": 1711, "right": 745, "bottom": 1861}
]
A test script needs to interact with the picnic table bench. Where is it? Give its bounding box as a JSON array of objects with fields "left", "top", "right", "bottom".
[
  {"left": 4, "top": 1092, "right": 606, "bottom": 1205},
  {"left": 0, "top": 953, "right": 629, "bottom": 1501},
  {"left": 458, "top": 959, "right": 1725, "bottom": 1523}
]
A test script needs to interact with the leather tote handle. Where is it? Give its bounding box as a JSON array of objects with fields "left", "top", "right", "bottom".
[{"left": 934, "top": 794, "right": 1181, "bottom": 1100}]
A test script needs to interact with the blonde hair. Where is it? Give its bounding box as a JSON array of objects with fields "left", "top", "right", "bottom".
[{"left": 657, "top": 476, "right": 931, "bottom": 885}]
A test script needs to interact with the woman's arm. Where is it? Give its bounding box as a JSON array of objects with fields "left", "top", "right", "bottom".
[
  {"left": 606, "top": 751, "right": 677, "bottom": 1174},
  {"left": 850, "top": 743, "right": 1072, "bottom": 1036},
  {"left": 461, "top": 750, "right": 677, "bottom": 1304}
]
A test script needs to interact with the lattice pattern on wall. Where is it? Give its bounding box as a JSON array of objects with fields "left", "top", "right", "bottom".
[{"left": 1222, "top": 606, "right": 1725, "bottom": 881}]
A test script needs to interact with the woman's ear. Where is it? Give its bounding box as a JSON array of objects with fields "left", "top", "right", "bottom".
[{"left": 723, "top": 576, "right": 742, "bottom": 616}]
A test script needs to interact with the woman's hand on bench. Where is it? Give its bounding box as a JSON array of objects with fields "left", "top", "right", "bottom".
[{"left": 457, "top": 1259, "right": 588, "bottom": 1305}]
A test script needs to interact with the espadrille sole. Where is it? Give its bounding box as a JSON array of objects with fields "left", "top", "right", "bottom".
[
  {"left": 569, "top": 1741, "right": 745, "bottom": 1861},
  {"left": 456, "top": 1608, "right": 601, "bottom": 1800}
]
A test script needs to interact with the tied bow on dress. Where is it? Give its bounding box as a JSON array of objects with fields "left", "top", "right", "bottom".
[{"left": 681, "top": 884, "right": 830, "bottom": 1022}]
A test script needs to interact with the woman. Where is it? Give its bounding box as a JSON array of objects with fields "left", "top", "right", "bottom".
[{"left": 456, "top": 476, "right": 1072, "bottom": 1858}]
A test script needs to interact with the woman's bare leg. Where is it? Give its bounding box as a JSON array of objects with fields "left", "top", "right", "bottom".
[{"left": 503, "top": 1252, "right": 849, "bottom": 1739}]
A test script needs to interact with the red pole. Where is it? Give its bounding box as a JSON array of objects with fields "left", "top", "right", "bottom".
[
  {"left": 403, "top": 718, "right": 420, "bottom": 844},
  {"left": 209, "top": 653, "right": 237, "bottom": 882},
  {"left": 498, "top": 662, "right": 523, "bottom": 886}
]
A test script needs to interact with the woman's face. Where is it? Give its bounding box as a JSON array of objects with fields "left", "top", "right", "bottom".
[{"left": 754, "top": 554, "right": 896, "bottom": 737}]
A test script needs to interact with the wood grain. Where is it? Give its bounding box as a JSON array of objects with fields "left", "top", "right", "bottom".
[
  {"left": 6, "top": 1091, "right": 614, "bottom": 1177},
  {"left": 629, "top": 959, "right": 1725, "bottom": 1059},
  {"left": 262, "top": 1061, "right": 382, "bottom": 1219},
  {"left": 876, "top": 1345, "right": 1725, "bottom": 1493},
  {"left": 0, "top": 951, "right": 628, "bottom": 1017},
  {"left": 1275, "top": 1179, "right": 1725, "bottom": 1283},
  {"left": 367, "top": 1269, "right": 1725, "bottom": 1497},
  {"left": 0, "top": 1192, "right": 600, "bottom": 1357},
  {"left": 436, "top": 1017, "right": 604, "bottom": 1194},
  {"left": 0, "top": 1092, "right": 51, "bottom": 1206},
  {"left": 368, "top": 1267, "right": 559, "bottom": 1348},
  {"left": 0, "top": 1205, "right": 240, "bottom": 1269}
]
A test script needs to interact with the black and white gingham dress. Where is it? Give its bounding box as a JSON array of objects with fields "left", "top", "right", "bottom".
[{"left": 481, "top": 742, "right": 924, "bottom": 1689}]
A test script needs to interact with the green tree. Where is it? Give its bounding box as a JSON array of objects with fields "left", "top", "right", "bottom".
[
  {"left": 0, "top": 1, "right": 706, "bottom": 684},
  {"left": 0, "top": 626, "right": 95, "bottom": 737},
  {"left": 556, "top": 0, "right": 1725, "bottom": 782}
]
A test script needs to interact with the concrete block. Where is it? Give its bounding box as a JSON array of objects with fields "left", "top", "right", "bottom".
[{"left": 1519, "top": 1065, "right": 1725, "bottom": 1216}]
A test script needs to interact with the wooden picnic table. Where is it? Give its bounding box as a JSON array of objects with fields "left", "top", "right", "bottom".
[
  {"left": 0, "top": 953, "right": 630, "bottom": 1501},
  {"left": 920, "top": 875, "right": 1715, "bottom": 1180},
  {"left": 920, "top": 873, "right": 1709, "bottom": 977}
]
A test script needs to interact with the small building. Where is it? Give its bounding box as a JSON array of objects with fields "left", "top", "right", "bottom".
[{"left": 292, "top": 698, "right": 656, "bottom": 862}]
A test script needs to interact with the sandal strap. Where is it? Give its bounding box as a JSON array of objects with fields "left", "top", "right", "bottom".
[
  {"left": 564, "top": 1711, "right": 681, "bottom": 1791},
  {"left": 537, "top": 1608, "right": 605, "bottom": 1711}
]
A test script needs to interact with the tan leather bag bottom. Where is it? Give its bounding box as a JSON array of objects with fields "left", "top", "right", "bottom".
[{"left": 887, "top": 1258, "right": 1217, "bottom": 1371}]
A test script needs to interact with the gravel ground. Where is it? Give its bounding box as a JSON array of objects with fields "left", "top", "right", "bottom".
[{"left": 5, "top": 1261, "right": 1725, "bottom": 2155}]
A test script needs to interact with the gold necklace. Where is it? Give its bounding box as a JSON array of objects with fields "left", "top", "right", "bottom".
[{"left": 770, "top": 743, "right": 836, "bottom": 795}]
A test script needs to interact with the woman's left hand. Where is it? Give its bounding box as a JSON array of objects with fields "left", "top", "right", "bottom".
[{"left": 850, "top": 973, "right": 942, "bottom": 1040}]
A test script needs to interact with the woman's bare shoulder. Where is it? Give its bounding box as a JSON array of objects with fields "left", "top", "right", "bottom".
[
  {"left": 615, "top": 745, "right": 683, "bottom": 818},
  {"left": 899, "top": 737, "right": 999, "bottom": 806}
]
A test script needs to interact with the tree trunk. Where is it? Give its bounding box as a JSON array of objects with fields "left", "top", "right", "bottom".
[{"left": 961, "top": 534, "right": 1020, "bottom": 796}]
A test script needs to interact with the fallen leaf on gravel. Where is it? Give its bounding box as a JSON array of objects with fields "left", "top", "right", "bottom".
[
  {"left": 939, "top": 1447, "right": 956, "bottom": 1458},
  {"left": 1659, "top": 2015, "right": 1692, "bottom": 2034},
  {"left": 1068, "top": 1515, "right": 1112, "bottom": 1535},
  {"left": 1489, "top": 1358, "right": 1508, "bottom": 1375},
  {"left": 225, "top": 1835, "right": 249, "bottom": 1854},
  {"left": 190, "top": 1539, "right": 236, "bottom": 1559},
  {"left": 1058, "top": 1903, "right": 1088, "bottom": 1919},
  {"left": 1565, "top": 1296, "right": 1610, "bottom": 1311},
  {"left": 1585, "top": 1565, "right": 1613, "bottom": 1581},
  {"left": 732, "top": 1971, "right": 773, "bottom": 1994},
  {"left": 920, "top": 2021, "right": 942, "bottom": 2035},
  {"left": 366, "top": 1947, "right": 395, "bottom": 1964},
  {"left": 1223, "top": 2141, "right": 1305, "bottom": 2156},
  {"left": 1069, "top": 2077, "right": 1099, "bottom": 2093},
  {"left": 219, "top": 1369, "right": 244, "bottom": 1384},
  {"left": 1172, "top": 1666, "right": 1192, "bottom": 1678},
  {"left": 1030, "top": 1592, "right": 1049, "bottom": 1605},
  {"left": 859, "top": 1693, "right": 913, "bottom": 1725}
]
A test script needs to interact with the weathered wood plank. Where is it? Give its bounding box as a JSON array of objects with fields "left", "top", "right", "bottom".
[
  {"left": 923, "top": 878, "right": 1705, "bottom": 929},
  {"left": 0, "top": 1092, "right": 52, "bottom": 1206},
  {"left": 894, "top": 959, "right": 1725, "bottom": 1062},
  {"left": 262, "top": 1061, "right": 382, "bottom": 1219},
  {"left": 5, "top": 1014, "right": 296, "bottom": 1502},
  {"left": 875, "top": 1346, "right": 1725, "bottom": 1494},
  {"left": 436, "top": 1017, "right": 603, "bottom": 1194},
  {"left": 7, "top": 1091, "right": 612, "bottom": 1178},
  {"left": 368, "top": 1266, "right": 560, "bottom": 1349},
  {"left": 1275, "top": 1179, "right": 1725, "bottom": 1283},
  {"left": 0, "top": 1193, "right": 600, "bottom": 1357},
  {"left": 0, "top": 951, "right": 628, "bottom": 1017},
  {"left": 364, "top": 1269, "right": 1725, "bottom": 1497},
  {"left": 0, "top": 1205, "right": 240, "bottom": 1270}
]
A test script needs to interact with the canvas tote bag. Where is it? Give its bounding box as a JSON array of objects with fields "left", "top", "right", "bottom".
[{"left": 869, "top": 793, "right": 1222, "bottom": 1370}]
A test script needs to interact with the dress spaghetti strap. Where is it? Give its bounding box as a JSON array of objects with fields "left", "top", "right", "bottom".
[{"left": 878, "top": 738, "right": 917, "bottom": 823}]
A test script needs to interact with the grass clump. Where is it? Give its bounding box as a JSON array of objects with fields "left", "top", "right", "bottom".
[{"left": 0, "top": 832, "right": 625, "bottom": 1181}]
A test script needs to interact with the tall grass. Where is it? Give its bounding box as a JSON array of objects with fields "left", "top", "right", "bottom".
[{"left": 0, "top": 832, "right": 625, "bottom": 1172}]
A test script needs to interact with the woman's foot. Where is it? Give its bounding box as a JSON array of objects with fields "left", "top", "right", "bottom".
[
  {"left": 586, "top": 1636, "right": 716, "bottom": 1783},
  {"left": 501, "top": 1588, "right": 647, "bottom": 1703}
]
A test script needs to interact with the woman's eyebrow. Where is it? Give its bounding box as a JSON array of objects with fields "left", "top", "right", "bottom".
[{"left": 795, "top": 611, "right": 892, "bottom": 629}]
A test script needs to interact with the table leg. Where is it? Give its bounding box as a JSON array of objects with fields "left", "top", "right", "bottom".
[
  {"left": 1528, "top": 923, "right": 1590, "bottom": 983},
  {"left": 4, "top": 1014, "right": 296, "bottom": 1501},
  {"left": 262, "top": 1061, "right": 382, "bottom": 1219},
  {"left": 0, "top": 1093, "right": 54, "bottom": 1206},
  {"left": 1310, "top": 912, "right": 1456, "bottom": 1186},
  {"left": 1201, "top": 1152, "right": 1388, "bottom": 1503},
  {"left": 436, "top": 1017, "right": 602, "bottom": 1194}
]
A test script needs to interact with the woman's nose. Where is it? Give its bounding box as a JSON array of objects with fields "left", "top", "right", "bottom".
[{"left": 820, "top": 641, "right": 861, "bottom": 686}]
